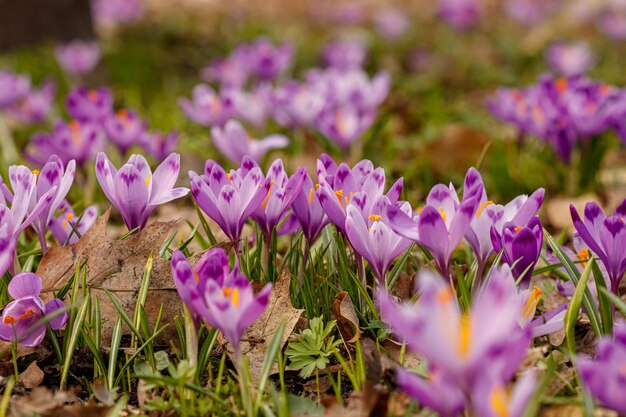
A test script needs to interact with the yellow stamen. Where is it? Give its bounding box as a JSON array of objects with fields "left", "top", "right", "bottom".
[
  {"left": 556, "top": 78, "right": 568, "bottom": 93},
  {"left": 436, "top": 287, "right": 454, "bottom": 304},
  {"left": 476, "top": 201, "right": 494, "bottom": 218},
  {"left": 439, "top": 207, "right": 447, "bottom": 223},
  {"left": 490, "top": 385, "right": 510, "bottom": 417},
  {"left": 308, "top": 188, "right": 314, "bottom": 204},
  {"left": 227, "top": 173, "right": 233, "bottom": 181},
  {"left": 417, "top": 206, "right": 423, "bottom": 214},
  {"left": 315, "top": 183, "right": 321, "bottom": 190},
  {"left": 575, "top": 248, "right": 590, "bottom": 268},
  {"left": 514, "top": 226, "right": 523, "bottom": 233},
  {"left": 3, "top": 315, "right": 15, "bottom": 325},
  {"left": 19, "top": 309, "right": 35, "bottom": 320},
  {"left": 117, "top": 108, "right": 128, "bottom": 119},
  {"left": 222, "top": 287, "right": 240, "bottom": 308},
  {"left": 194, "top": 271, "right": 200, "bottom": 283},
  {"left": 70, "top": 120, "right": 82, "bottom": 145},
  {"left": 335, "top": 189, "right": 344, "bottom": 204},
  {"left": 369, "top": 214, "right": 381, "bottom": 223},
  {"left": 144, "top": 175, "right": 152, "bottom": 188},
  {"left": 32, "top": 170, "right": 40, "bottom": 177},
  {"left": 522, "top": 286, "right": 543, "bottom": 321},
  {"left": 457, "top": 314, "right": 471, "bottom": 357},
  {"left": 262, "top": 179, "right": 275, "bottom": 210},
  {"left": 88, "top": 90, "right": 99, "bottom": 101}
]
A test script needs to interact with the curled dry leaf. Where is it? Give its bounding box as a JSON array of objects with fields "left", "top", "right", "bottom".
[
  {"left": 37, "top": 209, "right": 182, "bottom": 342},
  {"left": 19, "top": 361, "right": 44, "bottom": 389},
  {"left": 330, "top": 292, "right": 362, "bottom": 344},
  {"left": 223, "top": 269, "right": 304, "bottom": 383},
  {"left": 10, "top": 387, "right": 75, "bottom": 417}
]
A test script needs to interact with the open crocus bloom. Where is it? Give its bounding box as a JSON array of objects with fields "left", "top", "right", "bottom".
[
  {"left": 66, "top": 86, "right": 113, "bottom": 122},
  {"left": 96, "top": 152, "right": 189, "bottom": 231},
  {"left": 103, "top": 108, "right": 147, "bottom": 155},
  {"left": 0, "top": 273, "right": 67, "bottom": 347},
  {"left": 55, "top": 40, "right": 101, "bottom": 76},
  {"left": 178, "top": 84, "right": 235, "bottom": 128},
  {"left": 190, "top": 158, "right": 271, "bottom": 243},
  {"left": 171, "top": 248, "right": 272, "bottom": 354},
  {"left": 211, "top": 120, "right": 289, "bottom": 165},
  {"left": 7, "top": 80, "right": 55, "bottom": 124},
  {"left": 49, "top": 200, "right": 97, "bottom": 245},
  {"left": 0, "top": 70, "right": 30, "bottom": 109}
]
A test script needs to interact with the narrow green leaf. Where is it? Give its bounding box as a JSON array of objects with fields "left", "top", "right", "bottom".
[
  {"left": 60, "top": 297, "right": 90, "bottom": 390},
  {"left": 564, "top": 259, "right": 593, "bottom": 354},
  {"left": 108, "top": 318, "right": 123, "bottom": 392}
]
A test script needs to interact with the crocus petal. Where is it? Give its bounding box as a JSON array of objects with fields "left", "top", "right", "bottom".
[
  {"left": 386, "top": 204, "right": 420, "bottom": 241},
  {"left": 8, "top": 272, "right": 42, "bottom": 299},
  {"left": 150, "top": 153, "right": 182, "bottom": 204},
  {"left": 114, "top": 164, "right": 150, "bottom": 229},
  {"left": 45, "top": 298, "right": 68, "bottom": 330}
]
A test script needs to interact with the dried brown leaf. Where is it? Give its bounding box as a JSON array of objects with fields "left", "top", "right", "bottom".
[
  {"left": 330, "top": 292, "right": 362, "bottom": 344},
  {"left": 10, "top": 387, "right": 75, "bottom": 417},
  {"left": 19, "top": 361, "right": 44, "bottom": 389}
]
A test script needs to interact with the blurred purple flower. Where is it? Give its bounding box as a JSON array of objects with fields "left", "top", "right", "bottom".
[
  {"left": 55, "top": 40, "right": 101, "bottom": 76},
  {"left": 316, "top": 106, "right": 376, "bottom": 149},
  {"left": 178, "top": 84, "right": 235, "bottom": 127},
  {"left": 66, "top": 86, "right": 113, "bottom": 122},
  {"left": 0, "top": 71, "right": 30, "bottom": 109},
  {"left": 48, "top": 200, "right": 97, "bottom": 245},
  {"left": 471, "top": 370, "right": 537, "bottom": 417},
  {"left": 201, "top": 47, "right": 251, "bottom": 88},
  {"left": 230, "top": 84, "right": 273, "bottom": 128},
  {"left": 92, "top": 0, "right": 145, "bottom": 26},
  {"left": 272, "top": 80, "right": 327, "bottom": 127},
  {"left": 141, "top": 130, "right": 179, "bottom": 162},
  {"left": 439, "top": 0, "right": 481, "bottom": 30},
  {"left": 96, "top": 152, "right": 189, "bottom": 231},
  {"left": 322, "top": 39, "right": 367, "bottom": 71},
  {"left": 597, "top": 1, "right": 626, "bottom": 40},
  {"left": 211, "top": 120, "right": 288, "bottom": 165},
  {"left": 171, "top": 248, "right": 271, "bottom": 354},
  {"left": 546, "top": 42, "right": 596, "bottom": 77},
  {"left": 246, "top": 37, "right": 293, "bottom": 81},
  {"left": 103, "top": 108, "right": 147, "bottom": 155},
  {"left": 0, "top": 273, "right": 67, "bottom": 347},
  {"left": 6, "top": 81, "right": 55, "bottom": 124},
  {"left": 503, "top": 0, "right": 560, "bottom": 25},
  {"left": 374, "top": 8, "right": 410, "bottom": 40}
]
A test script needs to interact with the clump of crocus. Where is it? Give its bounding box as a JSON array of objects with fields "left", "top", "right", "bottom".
[
  {"left": 26, "top": 121, "right": 104, "bottom": 167},
  {"left": 6, "top": 81, "right": 55, "bottom": 124},
  {"left": 66, "top": 86, "right": 113, "bottom": 123},
  {"left": 171, "top": 248, "right": 272, "bottom": 355},
  {"left": 48, "top": 200, "right": 97, "bottom": 245},
  {"left": 0, "top": 71, "right": 30, "bottom": 109},
  {"left": 577, "top": 326, "right": 626, "bottom": 414},
  {"left": 96, "top": 152, "right": 189, "bottom": 231},
  {"left": 0, "top": 272, "right": 68, "bottom": 347},
  {"left": 27, "top": 155, "right": 76, "bottom": 254},
  {"left": 178, "top": 84, "right": 235, "bottom": 128},
  {"left": 211, "top": 120, "right": 289, "bottom": 165},
  {"left": 189, "top": 158, "right": 271, "bottom": 243},
  {"left": 103, "top": 108, "right": 147, "bottom": 155},
  {"left": 546, "top": 42, "right": 596, "bottom": 77},
  {"left": 55, "top": 40, "right": 101, "bottom": 77},
  {"left": 570, "top": 200, "right": 626, "bottom": 294},
  {"left": 387, "top": 167, "right": 482, "bottom": 279},
  {"left": 378, "top": 266, "right": 533, "bottom": 416}
]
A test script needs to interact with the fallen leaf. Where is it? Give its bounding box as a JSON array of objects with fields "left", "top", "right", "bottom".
[
  {"left": 19, "top": 361, "right": 44, "bottom": 389},
  {"left": 223, "top": 269, "right": 304, "bottom": 383},
  {"left": 10, "top": 387, "right": 75, "bottom": 417},
  {"left": 330, "top": 292, "right": 362, "bottom": 344},
  {"left": 37, "top": 209, "right": 182, "bottom": 342},
  {"left": 544, "top": 194, "right": 599, "bottom": 232},
  {"left": 380, "top": 340, "right": 421, "bottom": 371},
  {"left": 391, "top": 272, "right": 414, "bottom": 301},
  {"left": 322, "top": 382, "right": 389, "bottom": 417}
]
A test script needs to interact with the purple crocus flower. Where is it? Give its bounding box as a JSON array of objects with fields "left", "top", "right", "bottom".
[
  {"left": 503, "top": 0, "right": 559, "bottom": 25},
  {"left": 6, "top": 81, "right": 55, "bottom": 124},
  {"left": 396, "top": 367, "right": 466, "bottom": 417},
  {"left": 92, "top": 0, "right": 145, "bottom": 26},
  {"left": 141, "top": 130, "right": 179, "bottom": 162},
  {"left": 189, "top": 158, "right": 271, "bottom": 243},
  {"left": 0, "top": 71, "right": 30, "bottom": 109},
  {"left": 48, "top": 200, "right": 97, "bottom": 245},
  {"left": 322, "top": 39, "right": 367, "bottom": 71},
  {"left": 374, "top": 8, "right": 410, "bottom": 40},
  {"left": 438, "top": 0, "right": 481, "bottom": 30},
  {"left": 0, "top": 273, "right": 67, "bottom": 347},
  {"left": 289, "top": 172, "right": 329, "bottom": 246},
  {"left": 316, "top": 154, "right": 403, "bottom": 234},
  {"left": 272, "top": 81, "right": 327, "bottom": 127},
  {"left": 345, "top": 195, "right": 413, "bottom": 284},
  {"left": 171, "top": 248, "right": 272, "bottom": 354},
  {"left": 250, "top": 159, "right": 306, "bottom": 245},
  {"left": 211, "top": 120, "right": 288, "bottom": 165},
  {"left": 491, "top": 216, "right": 543, "bottom": 290},
  {"left": 178, "top": 84, "right": 235, "bottom": 128},
  {"left": 597, "top": 1, "right": 626, "bottom": 41},
  {"left": 200, "top": 47, "right": 251, "bottom": 88},
  {"left": 471, "top": 371, "right": 537, "bottom": 417},
  {"left": 546, "top": 42, "right": 596, "bottom": 77},
  {"left": 102, "top": 108, "right": 147, "bottom": 155},
  {"left": 66, "top": 86, "right": 113, "bottom": 122},
  {"left": 246, "top": 37, "right": 293, "bottom": 81},
  {"left": 316, "top": 106, "right": 376, "bottom": 150},
  {"left": 26, "top": 120, "right": 105, "bottom": 167},
  {"left": 27, "top": 155, "right": 76, "bottom": 254},
  {"left": 230, "top": 84, "right": 274, "bottom": 129},
  {"left": 96, "top": 152, "right": 189, "bottom": 231},
  {"left": 570, "top": 200, "right": 626, "bottom": 294},
  {"left": 55, "top": 40, "right": 101, "bottom": 76},
  {"left": 577, "top": 326, "right": 626, "bottom": 414},
  {"left": 387, "top": 170, "right": 482, "bottom": 278}
]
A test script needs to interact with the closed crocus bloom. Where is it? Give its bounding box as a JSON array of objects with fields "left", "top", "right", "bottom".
[
  {"left": 322, "top": 39, "right": 367, "bottom": 71},
  {"left": 471, "top": 370, "right": 537, "bottom": 417},
  {"left": 211, "top": 120, "right": 289, "bottom": 165},
  {"left": 570, "top": 200, "right": 626, "bottom": 294},
  {"left": 7, "top": 81, "right": 55, "bottom": 124},
  {"left": 491, "top": 217, "right": 543, "bottom": 290},
  {"left": 178, "top": 84, "right": 235, "bottom": 128},
  {"left": 171, "top": 249, "right": 272, "bottom": 354},
  {"left": 345, "top": 195, "right": 413, "bottom": 284},
  {"left": 27, "top": 155, "right": 76, "bottom": 254},
  {"left": 546, "top": 42, "right": 596, "bottom": 77},
  {"left": 96, "top": 152, "right": 189, "bottom": 231},
  {"left": 189, "top": 158, "right": 271, "bottom": 243},
  {"left": 66, "top": 86, "right": 113, "bottom": 122},
  {"left": 577, "top": 326, "right": 626, "bottom": 414},
  {"left": 140, "top": 130, "right": 179, "bottom": 162},
  {"left": 289, "top": 172, "right": 329, "bottom": 246},
  {"left": 55, "top": 40, "right": 101, "bottom": 76},
  {"left": 49, "top": 200, "right": 97, "bottom": 245},
  {"left": 438, "top": 0, "right": 481, "bottom": 30},
  {"left": 0, "top": 273, "right": 67, "bottom": 347},
  {"left": 0, "top": 71, "right": 30, "bottom": 109},
  {"left": 250, "top": 159, "right": 306, "bottom": 244},
  {"left": 26, "top": 120, "right": 104, "bottom": 167},
  {"left": 103, "top": 109, "right": 147, "bottom": 155}
]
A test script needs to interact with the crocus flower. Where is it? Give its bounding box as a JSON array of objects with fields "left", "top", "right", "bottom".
[
  {"left": 178, "top": 84, "right": 235, "bottom": 128},
  {"left": 438, "top": 0, "right": 481, "bottom": 30},
  {"left": 387, "top": 169, "right": 482, "bottom": 278},
  {"left": 0, "top": 273, "right": 67, "bottom": 347},
  {"left": 491, "top": 216, "right": 543, "bottom": 290},
  {"left": 250, "top": 159, "right": 307, "bottom": 245},
  {"left": 0, "top": 71, "right": 30, "bottom": 109},
  {"left": 141, "top": 130, "right": 179, "bottom": 162},
  {"left": 374, "top": 8, "right": 410, "bottom": 40},
  {"left": 201, "top": 47, "right": 251, "bottom": 88},
  {"left": 171, "top": 248, "right": 272, "bottom": 354},
  {"left": 503, "top": 0, "right": 559, "bottom": 25},
  {"left": 345, "top": 195, "right": 413, "bottom": 284},
  {"left": 316, "top": 154, "right": 403, "bottom": 234},
  {"left": 396, "top": 367, "right": 466, "bottom": 417},
  {"left": 576, "top": 326, "right": 626, "bottom": 414},
  {"left": 6, "top": 81, "right": 55, "bottom": 124},
  {"left": 92, "top": 0, "right": 145, "bottom": 26},
  {"left": 289, "top": 172, "right": 329, "bottom": 246},
  {"left": 211, "top": 120, "right": 289, "bottom": 165},
  {"left": 48, "top": 200, "right": 97, "bottom": 245},
  {"left": 230, "top": 84, "right": 274, "bottom": 128},
  {"left": 596, "top": 1, "right": 626, "bottom": 40},
  {"left": 471, "top": 371, "right": 537, "bottom": 417},
  {"left": 55, "top": 40, "right": 101, "bottom": 76},
  {"left": 246, "top": 37, "right": 293, "bottom": 81},
  {"left": 66, "top": 86, "right": 113, "bottom": 122},
  {"left": 272, "top": 81, "right": 327, "bottom": 127},
  {"left": 27, "top": 155, "right": 76, "bottom": 254},
  {"left": 26, "top": 120, "right": 105, "bottom": 167},
  {"left": 102, "top": 109, "right": 147, "bottom": 155},
  {"left": 96, "top": 152, "right": 189, "bottom": 231},
  {"left": 321, "top": 39, "right": 367, "bottom": 71},
  {"left": 546, "top": 42, "right": 596, "bottom": 77},
  {"left": 189, "top": 158, "right": 271, "bottom": 243},
  {"left": 316, "top": 106, "right": 376, "bottom": 149},
  {"left": 570, "top": 200, "right": 626, "bottom": 294}
]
